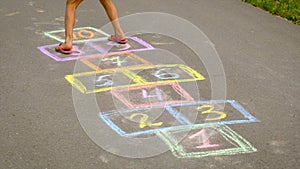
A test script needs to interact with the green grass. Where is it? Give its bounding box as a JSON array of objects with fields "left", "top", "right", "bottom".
[{"left": 242, "top": 0, "right": 300, "bottom": 25}]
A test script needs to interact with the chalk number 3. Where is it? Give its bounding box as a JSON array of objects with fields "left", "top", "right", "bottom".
[{"left": 197, "top": 104, "right": 227, "bottom": 121}]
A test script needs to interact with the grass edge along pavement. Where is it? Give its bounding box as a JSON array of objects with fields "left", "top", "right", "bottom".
[{"left": 242, "top": 0, "right": 300, "bottom": 25}]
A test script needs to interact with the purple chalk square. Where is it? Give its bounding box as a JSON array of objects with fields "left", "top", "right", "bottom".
[{"left": 37, "top": 36, "right": 154, "bottom": 62}]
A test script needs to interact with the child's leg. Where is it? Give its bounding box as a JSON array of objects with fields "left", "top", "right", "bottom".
[
  {"left": 63, "top": 0, "right": 83, "bottom": 48},
  {"left": 99, "top": 0, "right": 126, "bottom": 39}
]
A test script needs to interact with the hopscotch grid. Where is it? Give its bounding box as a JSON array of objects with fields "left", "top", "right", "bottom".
[{"left": 40, "top": 27, "right": 260, "bottom": 158}]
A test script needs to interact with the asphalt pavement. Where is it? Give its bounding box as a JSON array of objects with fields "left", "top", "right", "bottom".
[{"left": 1, "top": 0, "right": 299, "bottom": 169}]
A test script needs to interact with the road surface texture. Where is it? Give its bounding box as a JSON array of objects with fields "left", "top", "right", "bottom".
[{"left": 1, "top": 0, "right": 299, "bottom": 169}]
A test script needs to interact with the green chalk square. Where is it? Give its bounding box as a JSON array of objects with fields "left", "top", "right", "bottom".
[
  {"left": 44, "top": 27, "right": 110, "bottom": 42},
  {"left": 156, "top": 125, "right": 257, "bottom": 158}
]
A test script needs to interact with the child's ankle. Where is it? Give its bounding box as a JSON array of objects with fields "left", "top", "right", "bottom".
[{"left": 62, "top": 42, "right": 72, "bottom": 49}]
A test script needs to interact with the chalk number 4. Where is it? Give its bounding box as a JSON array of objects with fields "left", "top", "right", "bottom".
[{"left": 101, "top": 56, "right": 126, "bottom": 66}]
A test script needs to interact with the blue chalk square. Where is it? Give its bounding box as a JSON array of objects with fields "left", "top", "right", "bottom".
[
  {"left": 98, "top": 107, "right": 187, "bottom": 137},
  {"left": 166, "top": 100, "right": 259, "bottom": 127}
]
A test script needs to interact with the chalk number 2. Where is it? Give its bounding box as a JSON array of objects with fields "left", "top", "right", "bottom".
[{"left": 130, "top": 113, "right": 163, "bottom": 128}]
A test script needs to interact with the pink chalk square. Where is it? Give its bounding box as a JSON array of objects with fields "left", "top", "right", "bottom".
[{"left": 111, "top": 83, "right": 194, "bottom": 108}]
